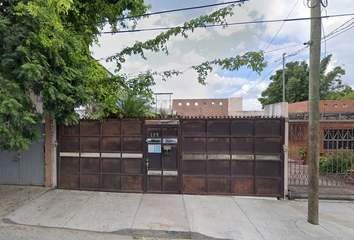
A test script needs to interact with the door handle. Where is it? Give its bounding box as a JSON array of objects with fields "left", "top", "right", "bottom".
[{"left": 146, "top": 159, "right": 149, "bottom": 171}]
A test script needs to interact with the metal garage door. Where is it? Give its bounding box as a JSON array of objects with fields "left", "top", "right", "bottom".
[
  {"left": 0, "top": 124, "right": 45, "bottom": 185},
  {"left": 180, "top": 118, "right": 285, "bottom": 198},
  {"left": 58, "top": 119, "right": 144, "bottom": 192}
]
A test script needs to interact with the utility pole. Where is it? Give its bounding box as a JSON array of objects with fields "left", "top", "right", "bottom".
[
  {"left": 283, "top": 53, "right": 286, "bottom": 102},
  {"left": 308, "top": 0, "right": 321, "bottom": 225}
]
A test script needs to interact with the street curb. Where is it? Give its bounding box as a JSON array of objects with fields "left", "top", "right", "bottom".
[{"left": 1, "top": 218, "right": 226, "bottom": 240}]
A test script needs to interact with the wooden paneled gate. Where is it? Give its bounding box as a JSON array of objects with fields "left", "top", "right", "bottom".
[{"left": 58, "top": 117, "right": 285, "bottom": 197}]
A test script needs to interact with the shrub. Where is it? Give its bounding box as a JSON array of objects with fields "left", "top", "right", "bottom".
[{"left": 319, "top": 150, "right": 354, "bottom": 175}]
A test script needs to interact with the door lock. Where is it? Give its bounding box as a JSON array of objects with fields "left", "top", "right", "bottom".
[{"left": 146, "top": 159, "right": 149, "bottom": 171}]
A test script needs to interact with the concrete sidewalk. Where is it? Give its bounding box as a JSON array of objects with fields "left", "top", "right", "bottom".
[{"left": 2, "top": 189, "right": 354, "bottom": 240}]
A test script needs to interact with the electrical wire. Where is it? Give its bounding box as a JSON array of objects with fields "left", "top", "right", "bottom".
[
  {"left": 97, "top": 13, "right": 354, "bottom": 62},
  {"left": 322, "top": 21, "right": 327, "bottom": 58},
  {"left": 242, "top": 14, "right": 354, "bottom": 108},
  {"left": 233, "top": 62, "right": 283, "bottom": 100},
  {"left": 263, "top": 0, "right": 300, "bottom": 52},
  {"left": 304, "top": 0, "right": 328, "bottom": 8},
  {"left": 65, "top": 0, "right": 249, "bottom": 29},
  {"left": 264, "top": 44, "right": 300, "bottom": 54},
  {"left": 229, "top": 0, "right": 299, "bottom": 106},
  {"left": 97, "top": 2, "right": 352, "bottom": 107},
  {"left": 98, "top": 13, "right": 354, "bottom": 35},
  {"left": 275, "top": 16, "right": 354, "bottom": 62}
]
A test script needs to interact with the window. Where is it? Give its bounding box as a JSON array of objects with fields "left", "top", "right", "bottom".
[
  {"left": 195, "top": 102, "right": 198, "bottom": 106},
  {"left": 178, "top": 102, "right": 182, "bottom": 106},
  {"left": 219, "top": 102, "right": 223, "bottom": 106},
  {"left": 323, "top": 104, "right": 327, "bottom": 108},
  {"left": 343, "top": 104, "right": 348, "bottom": 108},
  {"left": 186, "top": 102, "right": 190, "bottom": 106},
  {"left": 323, "top": 129, "right": 354, "bottom": 150},
  {"left": 203, "top": 102, "right": 207, "bottom": 106},
  {"left": 211, "top": 102, "right": 215, "bottom": 106},
  {"left": 333, "top": 104, "right": 338, "bottom": 108}
]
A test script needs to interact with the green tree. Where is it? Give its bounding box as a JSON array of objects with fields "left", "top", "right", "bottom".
[
  {"left": 0, "top": 0, "right": 149, "bottom": 151},
  {"left": 258, "top": 54, "right": 351, "bottom": 107},
  {"left": 1, "top": 0, "right": 267, "bottom": 151}
]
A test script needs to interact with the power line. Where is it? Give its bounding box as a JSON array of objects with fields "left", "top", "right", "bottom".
[
  {"left": 232, "top": 62, "right": 283, "bottom": 101},
  {"left": 275, "top": 17, "right": 354, "bottom": 62},
  {"left": 229, "top": 0, "right": 299, "bottom": 106},
  {"left": 243, "top": 15, "right": 354, "bottom": 109},
  {"left": 264, "top": 44, "right": 300, "bottom": 54},
  {"left": 231, "top": 15, "right": 354, "bottom": 107},
  {"left": 263, "top": 0, "right": 300, "bottom": 52},
  {"left": 97, "top": 13, "right": 354, "bottom": 62},
  {"left": 98, "top": 13, "right": 354, "bottom": 35},
  {"left": 66, "top": 0, "right": 249, "bottom": 29}
]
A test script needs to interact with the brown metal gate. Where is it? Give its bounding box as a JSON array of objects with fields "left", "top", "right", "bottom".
[
  {"left": 58, "top": 119, "right": 144, "bottom": 192},
  {"left": 180, "top": 117, "right": 284, "bottom": 197},
  {"left": 58, "top": 117, "right": 284, "bottom": 197}
]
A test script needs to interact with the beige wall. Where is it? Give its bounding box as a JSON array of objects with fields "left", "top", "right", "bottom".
[
  {"left": 232, "top": 111, "right": 262, "bottom": 116},
  {"left": 173, "top": 99, "right": 229, "bottom": 117},
  {"left": 227, "top": 97, "right": 243, "bottom": 116}
]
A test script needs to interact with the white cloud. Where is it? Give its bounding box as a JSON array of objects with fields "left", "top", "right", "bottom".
[
  {"left": 231, "top": 42, "right": 246, "bottom": 52},
  {"left": 90, "top": 0, "right": 354, "bottom": 112},
  {"left": 188, "top": 28, "right": 212, "bottom": 41},
  {"left": 182, "top": 50, "right": 206, "bottom": 64}
]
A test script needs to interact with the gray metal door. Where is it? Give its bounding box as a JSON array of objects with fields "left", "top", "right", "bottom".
[{"left": 0, "top": 124, "right": 45, "bottom": 185}]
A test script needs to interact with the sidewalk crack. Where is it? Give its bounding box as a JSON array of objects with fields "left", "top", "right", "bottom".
[
  {"left": 130, "top": 193, "right": 143, "bottom": 230},
  {"left": 62, "top": 192, "right": 96, "bottom": 228},
  {"left": 232, "top": 197, "right": 265, "bottom": 240},
  {"left": 182, "top": 195, "right": 192, "bottom": 234}
]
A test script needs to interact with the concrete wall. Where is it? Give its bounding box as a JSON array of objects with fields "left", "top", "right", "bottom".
[
  {"left": 227, "top": 97, "right": 243, "bottom": 116},
  {"left": 173, "top": 99, "right": 229, "bottom": 117},
  {"left": 263, "top": 102, "right": 289, "bottom": 117}
]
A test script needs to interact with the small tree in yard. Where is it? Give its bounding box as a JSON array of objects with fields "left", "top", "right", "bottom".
[{"left": 1, "top": 0, "right": 267, "bottom": 151}]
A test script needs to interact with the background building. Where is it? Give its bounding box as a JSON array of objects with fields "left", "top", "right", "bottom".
[{"left": 172, "top": 97, "right": 243, "bottom": 117}]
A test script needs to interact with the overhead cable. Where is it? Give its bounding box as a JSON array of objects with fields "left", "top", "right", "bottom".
[
  {"left": 98, "top": 13, "right": 354, "bottom": 35},
  {"left": 66, "top": 0, "right": 249, "bottom": 28}
]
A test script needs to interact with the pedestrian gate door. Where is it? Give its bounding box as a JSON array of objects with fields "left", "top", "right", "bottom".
[{"left": 146, "top": 120, "right": 179, "bottom": 193}]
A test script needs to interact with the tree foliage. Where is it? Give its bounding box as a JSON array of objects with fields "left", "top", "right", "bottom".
[
  {"left": 0, "top": 0, "right": 149, "bottom": 151},
  {"left": 1, "top": 0, "right": 267, "bottom": 151},
  {"left": 258, "top": 54, "right": 352, "bottom": 107}
]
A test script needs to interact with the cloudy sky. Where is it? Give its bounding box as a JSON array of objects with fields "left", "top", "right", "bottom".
[{"left": 91, "top": 0, "right": 354, "bottom": 111}]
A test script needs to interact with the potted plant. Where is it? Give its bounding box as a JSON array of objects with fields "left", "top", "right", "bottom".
[{"left": 296, "top": 146, "right": 307, "bottom": 165}]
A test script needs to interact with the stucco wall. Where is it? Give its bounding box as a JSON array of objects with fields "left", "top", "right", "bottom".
[{"left": 173, "top": 99, "right": 229, "bottom": 117}]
